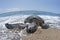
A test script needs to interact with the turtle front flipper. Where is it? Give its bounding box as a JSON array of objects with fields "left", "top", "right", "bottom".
[
  {"left": 41, "top": 23, "right": 49, "bottom": 29},
  {"left": 5, "top": 23, "right": 14, "bottom": 29},
  {"left": 5, "top": 23, "right": 27, "bottom": 29}
]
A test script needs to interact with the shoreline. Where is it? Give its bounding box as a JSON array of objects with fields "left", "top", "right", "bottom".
[{"left": 23, "top": 28, "right": 60, "bottom": 40}]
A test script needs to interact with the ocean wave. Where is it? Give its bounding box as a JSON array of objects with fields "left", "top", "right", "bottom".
[{"left": 0, "top": 15, "right": 60, "bottom": 40}]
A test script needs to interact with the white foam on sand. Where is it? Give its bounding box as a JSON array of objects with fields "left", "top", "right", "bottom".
[{"left": 0, "top": 15, "right": 60, "bottom": 40}]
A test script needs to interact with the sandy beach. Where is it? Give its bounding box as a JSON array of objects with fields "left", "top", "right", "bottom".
[{"left": 23, "top": 28, "right": 60, "bottom": 40}]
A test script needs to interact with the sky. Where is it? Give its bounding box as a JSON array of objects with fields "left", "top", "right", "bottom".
[{"left": 0, "top": 0, "right": 60, "bottom": 14}]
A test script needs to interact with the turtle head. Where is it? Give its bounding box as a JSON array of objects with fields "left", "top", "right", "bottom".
[{"left": 26, "top": 22, "right": 37, "bottom": 34}]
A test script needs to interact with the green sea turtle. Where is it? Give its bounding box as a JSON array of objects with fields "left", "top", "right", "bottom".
[{"left": 5, "top": 15, "right": 49, "bottom": 34}]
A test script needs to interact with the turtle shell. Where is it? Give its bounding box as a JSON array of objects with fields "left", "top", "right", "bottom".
[{"left": 24, "top": 15, "right": 44, "bottom": 26}]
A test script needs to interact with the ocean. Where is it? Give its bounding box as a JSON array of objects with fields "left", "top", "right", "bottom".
[{"left": 0, "top": 11, "right": 60, "bottom": 40}]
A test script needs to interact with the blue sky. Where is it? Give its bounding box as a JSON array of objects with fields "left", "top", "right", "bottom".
[{"left": 0, "top": 0, "right": 60, "bottom": 13}]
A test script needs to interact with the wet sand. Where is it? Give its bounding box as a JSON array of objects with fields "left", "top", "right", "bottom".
[{"left": 23, "top": 28, "right": 60, "bottom": 40}]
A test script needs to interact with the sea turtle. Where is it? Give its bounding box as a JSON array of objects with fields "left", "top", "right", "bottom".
[{"left": 5, "top": 15, "right": 49, "bottom": 34}]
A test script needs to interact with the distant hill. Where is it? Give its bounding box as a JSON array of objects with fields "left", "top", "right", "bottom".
[{"left": 0, "top": 10, "right": 60, "bottom": 17}]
